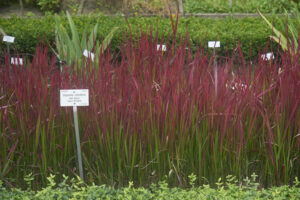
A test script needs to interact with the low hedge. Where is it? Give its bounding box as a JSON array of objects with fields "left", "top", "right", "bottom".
[
  {"left": 183, "top": 0, "right": 300, "bottom": 14},
  {"left": 0, "top": 14, "right": 283, "bottom": 59},
  {"left": 1, "top": 175, "right": 299, "bottom": 200}
]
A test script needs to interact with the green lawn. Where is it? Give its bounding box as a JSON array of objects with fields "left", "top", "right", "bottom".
[{"left": 183, "top": 0, "right": 300, "bottom": 13}]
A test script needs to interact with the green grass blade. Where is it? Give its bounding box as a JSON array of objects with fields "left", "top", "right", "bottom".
[{"left": 258, "top": 10, "right": 288, "bottom": 51}]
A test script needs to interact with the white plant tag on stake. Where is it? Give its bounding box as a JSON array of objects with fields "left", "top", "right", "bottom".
[
  {"left": 83, "top": 50, "right": 95, "bottom": 61},
  {"left": 3, "top": 36, "right": 15, "bottom": 43},
  {"left": 208, "top": 41, "right": 220, "bottom": 48},
  {"left": 11, "top": 57, "right": 23, "bottom": 65},
  {"left": 261, "top": 52, "right": 274, "bottom": 61},
  {"left": 157, "top": 44, "right": 167, "bottom": 51},
  {"left": 60, "top": 89, "right": 89, "bottom": 107},
  {"left": 60, "top": 89, "right": 89, "bottom": 181}
]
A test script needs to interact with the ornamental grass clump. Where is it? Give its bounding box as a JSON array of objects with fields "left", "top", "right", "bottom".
[
  {"left": 259, "top": 9, "right": 300, "bottom": 58},
  {"left": 53, "top": 11, "right": 118, "bottom": 70},
  {"left": 0, "top": 29, "right": 299, "bottom": 189}
]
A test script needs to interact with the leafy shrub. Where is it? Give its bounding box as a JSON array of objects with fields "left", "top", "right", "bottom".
[
  {"left": 184, "top": 0, "right": 300, "bottom": 13},
  {"left": 37, "top": 0, "right": 61, "bottom": 12},
  {"left": 0, "top": 174, "right": 299, "bottom": 199}
]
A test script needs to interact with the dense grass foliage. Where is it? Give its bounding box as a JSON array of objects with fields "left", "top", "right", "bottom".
[
  {"left": 0, "top": 14, "right": 281, "bottom": 59},
  {"left": 0, "top": 30, "right": 300, "bottom": 189},
  {"left": 1, "top": 174, "right": 300, "bottom": 199}
]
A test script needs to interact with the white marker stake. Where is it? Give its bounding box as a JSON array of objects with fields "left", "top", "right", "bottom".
[
  {"left": 157, "top": 44, "right": 167, "bottom": 52},
  {"left": 3, "top": 36, "right": 15, "bottom": 59},
  {"left": 83, "top": 49, "right": 95, "bottom": 62},
  {"left": 72, "top": 106, "right": 83, "bottom": 179},
  {"left": 3, "top": 36, "right": 15, "bottom": 43},
  {"left": 261, "top": 52, "right": 274, "bottom": 61},
  {"left": 208, "top": 41, "right": 220, "bottom": 48},
  {"left": 60, "top": 89, "right": 89, "bottom": 180},
  {"left": 11, "top": 57, "right": 23, "bottom": 65},
  {"left": 208, "top": 41, "right": 221, "bottom": 98}
]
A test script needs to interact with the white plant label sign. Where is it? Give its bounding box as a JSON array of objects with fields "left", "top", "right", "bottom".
[
  {"left": 83, "top": 50, "right": 95, "bottom": 61},
  {"left": 208, "top": 41, "right": 220, "bottom": 48},
  {"left": 157, "top": 44, "right": 167, "bottom": 51},
  {"left": 11, "top": 57, "right": 23, "bottom": 65},
  {"left": 261, "top": 52, "right": 274, "bottom": 61},
  {"left": 60, "top": 89, "right": 89, "bottom": 107},
  {"left": 3, "top": 36, "right": 15, "bottom": 43}
]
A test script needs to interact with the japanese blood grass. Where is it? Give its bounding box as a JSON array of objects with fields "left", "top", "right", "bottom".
[{"left": 0, "top": 34, "right": 300, "bottom": 189}]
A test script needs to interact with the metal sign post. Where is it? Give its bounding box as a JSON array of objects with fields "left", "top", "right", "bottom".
[
  {"left": 72, "top": 105, "right": 83, "bottom": 179},
  {"left": 208, "top": 41, "right": 221, "bottom": 98},
  {"left": 60, "top": 89, "right": 89, "bottom": 180},
  {"left": 3, "top": 35, "right": 15, "bottom": 59}
]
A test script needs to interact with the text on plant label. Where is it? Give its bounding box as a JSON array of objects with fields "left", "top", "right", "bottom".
[
  {"left": 261, "top": 52, "right": 274, "bottom": 61},
  {"left": 60, "top": 89, "right": 89, "bottom": 107},
  {"left": 83, "top": 50, "right": 95, "bottom": 61},
  {"left": 157, "top": 44, "right": 167, "bottom": 51},
  {"left": 208, "top": 41, "right": 220, "bottom": 48},
  {"left": 11, "top": 57, "right": 23, "bottom": 65},
  {"left": 3, "top": 36, "right": 15, "bottom": 43}
]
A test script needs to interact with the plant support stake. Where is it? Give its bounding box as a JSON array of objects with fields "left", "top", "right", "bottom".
[
  {"left": 60, "top": 89, "right": 89, "bottom": 180},
  {"left": 73, "top": 106, "right": 84, "bottom": 180},
  {"left": 3, "top": 35, "right": 15, "bottom": 61},
  {"left": 214, "top": 48, "right": 218, "bottom": 98},
  {"left": 208, "top": 41, "right": 220, "bottom": 98}
]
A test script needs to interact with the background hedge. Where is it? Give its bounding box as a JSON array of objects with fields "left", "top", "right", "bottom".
[
  {"left": 183, "top": 0, "right": 300, "bottom": 14},
  {"left": 0, "top": 14, "right": 283, "bottom": 60}
]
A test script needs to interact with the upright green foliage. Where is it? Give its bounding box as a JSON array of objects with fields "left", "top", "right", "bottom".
[
  {"left": 53, "top": 11, "right": 118, "bottom": 69},
  {"left": 259, "top": 9, "right": 299, "bottom": 56}
]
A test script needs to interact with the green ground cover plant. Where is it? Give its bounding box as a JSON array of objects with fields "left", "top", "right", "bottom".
[
  {"left": 0, "top": 174, "right": 300, "bottom": 199},
  {"left": 0, "top": 14, "right": 282, "bottom": 59},
  {"left": 0, "top": 22, "right": 299, "bottom": 190}
]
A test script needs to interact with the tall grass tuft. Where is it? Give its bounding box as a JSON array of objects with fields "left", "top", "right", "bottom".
[{"left": 0, "top": 31, "right": 299, "bottom": 189}]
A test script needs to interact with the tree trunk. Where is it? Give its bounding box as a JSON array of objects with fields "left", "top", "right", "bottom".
[
  {"left": 77, "top": 0, "right": 86, "bottom": 15},
  {"left": 19, "top": 0, "right": 24, "bottom": 16},
  {"left": 123, "top": 0, "right": 128, "bottom": 15}
]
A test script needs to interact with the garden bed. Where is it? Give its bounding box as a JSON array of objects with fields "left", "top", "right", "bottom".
[{"left": 1, "top": 29, "right": 299, "bottom": 189}]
